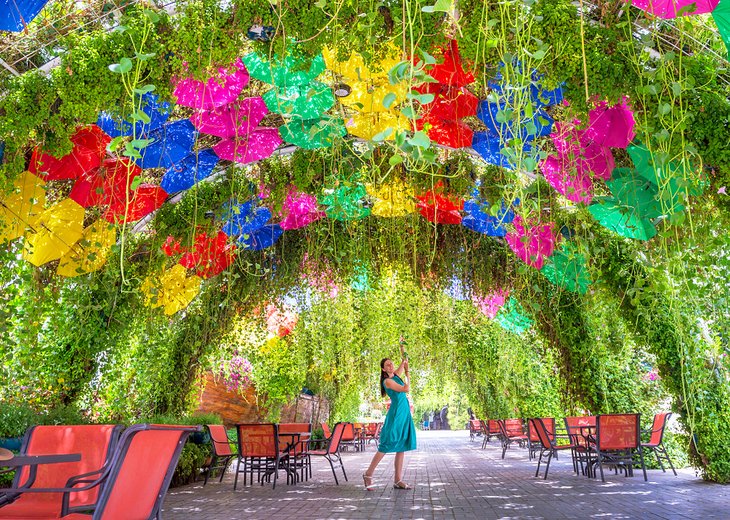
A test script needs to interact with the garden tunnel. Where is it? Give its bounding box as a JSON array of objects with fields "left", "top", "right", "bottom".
[{"left": 0, "top": 0, "right": 729, "bottom": 486}]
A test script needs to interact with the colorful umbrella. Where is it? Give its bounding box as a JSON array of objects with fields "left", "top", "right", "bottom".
[
  {"left": 222, "top": 200, "right": 273, "bottom": 237},
  {"left": 70, "top": 157, "right": 141, "bottom": 209},
  {"left": 495, "top": 296, "right": 533, "bottom": 334},
  {"left": 473, "top": 289, "right": 509, "bottom": 319},
  {"left": 714, "top": 1, "right": 730, "bottom": 55},
  {"left": 0, "top": 171, "right": 46, "bottom": 243},
  {"left": 585, "top": 99, "right": 636, "bottom": 149},
  {"left": 628, "top": 0, "right": 719, "bottom": 18},
  {"left": 461, "top": 196, "right": 516, "bottom": 236},
  {"left": 279, "top": 117, "right": 346, "bottom": 149},
  {"left": 262, "top": 82, "right": 334, "bottom": 120},
  {"left": 415, "top": 181, "right": 464, "bottom": 224},
  {"left": 367, "top": 180, "right": 416, "bottom": 217},
  {"left": 23, "top": 198, "right": 85, "bottom": 266},
  {"left": 190, "top": 97, "right": 268, "bottom": 139},
  {"left": 29, "top": 126, "right": 110, "bottom": 181},
  {"left": 320, "top": 183, "right": 371, "bottom": 221},
  {"left": 96, "top": 93, "right": 171, "bottom": 138},
  {"left": 244, "top": 51, "right": 327, "bottom": 87},
  {"left": 588, "top": 198, "right": 657, "bottom": 241},
  {"left": 605, "top": 167, "right": 663, "bottom": 218},
  {"left": 160, "top": 149, "right": 219, "bottom": 194},
  {"left": 477, "top": 99, "right": 554, "bottom": 140},
  {"left": 173, "top": 59, "right": 250, "bottom": 110},
  {"left": 56, "top": 219, "right": 116, "bottom": 277},
  {"left": 104, "top": 184, "right": 168, "bottom": 224},
  {"left": 345, "top": 111, "right": 411, "bottom": 141},
  {"left": 472, "top": 131, "right": 519, "bottom": 169},
  {"left": 136, "top": 119, "right": 197, "bottom": 170},
  {"left": 540, "top": 243, "right": 592, "bottom": 294},
  {"left": 541, "top": 155, "right": 595, "bottom": 204},
  {"left": 278, "top": 190, "right": 324, "bottom": 230},
  {"left": 141, "top": 264, "right": 202, "bottom": 315},
  {"left": 213, "top": 128, "right": 282, "bottom": 164},
  {"left": 238, "top": 224, "right": 283, "bottom": 250},
  {"left": 505, "top": 216, "right": 559, "bottom": 269},
  {"left": 178, "top": 230, "right": 236, "bottom": 278},
  {"left": 0, "top": 0, "right": 49, "bottom": 31}
]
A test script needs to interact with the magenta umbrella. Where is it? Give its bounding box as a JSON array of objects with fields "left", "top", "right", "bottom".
[
  {"left": 627, "top": 0, "right": 719, "bottom": 18},
  {"left": 585, "top": 99, "right": 636, "bottom": 149},
  {"left": 173, "top": 59, "right": 250, "bottom": 110},
  {"left": 542, "top": 155, "right": 595, "bottom": 204},
  {"left": 191, "top": 97, "right": 269, "bottom": 138},
  {"left": 278, "top": 189, "right": 324, "bottom": 230},
  {"left": 213, "top": 128, "right": 282, "bottom": 164}
]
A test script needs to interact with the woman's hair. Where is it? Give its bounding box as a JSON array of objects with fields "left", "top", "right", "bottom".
[{"left": 379, "top": 358, "right": 390, "bottom": 397}]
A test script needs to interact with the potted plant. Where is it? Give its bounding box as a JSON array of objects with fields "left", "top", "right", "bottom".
[{"left": 0, "top": 403, "right": 37, "bottom": 451}]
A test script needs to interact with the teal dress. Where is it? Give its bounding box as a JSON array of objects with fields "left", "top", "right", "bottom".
[{"left": 378, "top": 374, "right": 417, "bottom": 453}]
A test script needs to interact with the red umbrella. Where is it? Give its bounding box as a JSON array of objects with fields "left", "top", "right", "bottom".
[
  {"left": 415, "top": 181, "right": 464, "bottom": 224},
  {"left": 104, "top": 184, "right": 168, "bottom": 224},
  {"left": 69, "top": 158, "right": 141, "bottom": 208},
  {"left": 179, "top": 230, "right": 236, "bottom": 278},
  {"left": 29, "top": 126, "right": 109, "bottom": 180},
  {"left": 213, "top": 128, "right": 282, "bottom": 164},
  {"left": 418, "top": 116, "right": 474, "bottom": 149}
]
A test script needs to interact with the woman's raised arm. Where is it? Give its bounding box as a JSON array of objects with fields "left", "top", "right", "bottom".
[{"left": 384, "top": 377, "right": 409, "bottom": 393}]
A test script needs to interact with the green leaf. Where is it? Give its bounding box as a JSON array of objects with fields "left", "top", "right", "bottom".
[
  {"left": 659, "top": 103, "right": 672, "bottom": 116},
  {"left": 407, "top": 92, "right": 435, "bottom": 105},
  {"left": 130, "top": 138, "right": 154, "bottom": 149},
  {"left": 130, "top": 109, "right": 152, "bottom": 124},
  {"left": 407, "top": 131, "right": 431, "bottom": 149},
  {"left": 133, "top": 85, "right": 156, "bottom": 95},
  {"left": 389, "top": 155, "right": 404, "bottom": 166},
  {"left": 108, "top": 57, "right": 133, "bottom": 74},
  {"left": 422, "top": 0, "right": 452, "bottom": 13},
  {"left": 108, "top": 136, "right": 125, "bottom": 152},
  {"left": 130, "top": 176, "right": 143, "bottom": 191},
  {"left": 372, "top": 128, "right": 394, "bottom": 142},
  {"left": 400, "top": 106, "right": 417, "bottom": 119},
  {"left": 314, "top": 0, "right": 327, "bottom": 7},
  {"left": 135, "top": 52, "right": 156, "bottom": 62},
  {"left": 382, "top": 92, "right": 397, "bottom": 110}
]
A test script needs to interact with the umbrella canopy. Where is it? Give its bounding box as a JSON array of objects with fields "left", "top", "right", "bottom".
[
  {"left": 23, "top": 198, "right": 85, "bottom": 266},
  {"left": 606, "top": 167, "right": 663, "bottom": 218},
  {"left": 345, "top": 111, "right": 411, "bottom": 141},
  {"left": 173, "top": 59, "right": 250, "bottom": 110},
  {"left": 473, "top": 289, "right": 509, "bottom": 319},
  {"left": 97, "top": 93, "right": 171, "bottom": 138},
  {"left": 190, "top": 97, "right": 268, "bottom": 138},
  {"left": 628, "top": 0, "right": 719, "bottom": 18},
  {"left": 279, "top": 117, "right": 346, "bottom": 149},
  {"left": 262, "top": 82, "right": 334, "bottom": 120},
  {"left": 494, "top": 297, "right": 533, "bottom": 334},
  {"left": 427, "top": 40, "right": 475, "bottom": 88},
  {"left": 136, "top": 119, "right": 197, "bottom": 170},
  {"left": 585, "top": 99, "right": 636, "bottom": 149},
  {"left": 505, "top": 216, "right": 559, "bottom": 269},
  {"left": 714, "top": 1, "right": 730, "bottom": 54},
  {"left": 141, "top": 264, "right": 202, "bottom": 315},
  {"left": 243, "top": 51, "right": 327, "bottom": 87},
  {"left": 222, "top": 200, "right": 273, "bottom": 237},
  {"left": 472, "top": 130, "right": 535, "bottom": 170},
  {"left": 160, "top": 149, "right": 219, "bottom": 194},
  {"left": 278, "top": 190, "right": 324, "bottom": 230},
  {"left": 29, "top": 126, "right": 110, "bottom": 181},
  {"left": 238, "top": 223, "right": 284, "bottom": 250},
  {"left": 461, "top": 197, "right": 516, "bottom": 236},
  {"left": 56, "top": 219, "right": 116, "bottom": 277},
  {"left": 415, "top": 182, "right": 464, "bottom": 224},
  {"left": 477, "top": 99, "right": 554, "bottom": 140},
  {"left": 0, "top": 171, "right": 46, "bottom": 243},
  {"left": 104, "top": 184, "right": 168, "bottom": 224},
  {"left": 320, "top": 184, "right": 371, "bottom": 221},
  {"left": 179, "top": 230, "right": 236, "bottom": 278},
  {"left": 367, "top": 180, "right": 416, "bottom": 217},
  {"left": 541, "top": 155, "right": 595, "bottom": 204},
  {"left": 588, "top": 197, "right": 657, "bottom": 240},
  {"left": 213, "top": 128, "right": 282, "bottom": 164},
  {"left": 418, "top": 116, "right": 474, "bottom": 149},
  {"left": 70, "top": 157, "right": 141, "bottom": 209},
  {"left": 540, "top": 243, "right": 592, "bottom": 294},
  {"left": 0, "top": 0, "right": 49, "bottom": 31}
]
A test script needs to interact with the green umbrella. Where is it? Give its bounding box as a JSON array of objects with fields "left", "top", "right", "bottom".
[
  {"left": 540, "top": 243, "right": 592, "bottom": 294},
  {"left": 279, "top": 117, "right": 346, "bottom": 149},
  {"left": 713, "top": 0, "right": 730, "bottom": 55},
  {"left": 589, "top": 197, "right": 657, "bottom": 241},
  {"left": 495, "top": 297, "right": 533, "bottom": 335},
  {"left": 262, "top": 82, "right": 334, "bottom": 120},
  {"left": 243, "top": 51, "right": 326, "bottom": 87},
  {"left": 319, "top": 183, "right": 371, "bottom": 221},
  {"left": 606, "top": 168, "right": 663, "bottom": 219}
]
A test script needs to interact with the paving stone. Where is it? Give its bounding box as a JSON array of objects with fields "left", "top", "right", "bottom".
[{"left": 163, "top": 430, "right": 730, "bottom": 519}]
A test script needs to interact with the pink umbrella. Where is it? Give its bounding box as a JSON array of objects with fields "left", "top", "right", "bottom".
[
  {"left": 212, "top": 128, "right": 282, "bottom": 164},
  {"left": 173, "top": 59, "right": 250, "bottom": 110},
  {"left": 190, "top": 97, "right": 268, "bottom": 138},
  {"left": 541, "top": 155, "right": 595, "bottom": 204},
  {"left": 505, "top": 216, "right": 560, "bottom": 269},
  {"left": 278, "top": 189, "right": 324, "bottom": 230},
  {"left": 585, "top": 99, "right": 636, "bottom": 149},
  {"left": 473, "top": 289, "right": 509, "bottom": 319},
  {"left": 627, "top": 0, "right": 719, "bottom": 18}
]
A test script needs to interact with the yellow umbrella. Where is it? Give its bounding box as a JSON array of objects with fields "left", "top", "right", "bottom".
[
  {"left": 141, "top": 264, "right": 202, "bottom": 315},
  {"left": 23, "top": 198, "right": 85, "bottom": 266},
  {"left": 57, "top": 219, "right": 116, "bottom": 277},
  {"left": 0, "top": 171, "right": 46, "bottom": 243},
  {"left": 347, "top": 112, "right": 411, "bottom": 140},
  {"left": 367, "top": 180, "right": 416, "bottom": 217}
]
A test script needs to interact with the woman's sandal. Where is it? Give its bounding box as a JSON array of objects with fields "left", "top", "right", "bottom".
[
  {"left": 363, "top": 473, "right": 375, "bottom": 490},
  {"left": 393, "top": 481, "right": 412, "bottom": 490}
]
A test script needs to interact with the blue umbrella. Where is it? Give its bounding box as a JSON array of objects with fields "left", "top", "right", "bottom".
[
  {"left": 96, "top": 93, "right": 171, "bottom": 138},
  {"left": 222, "top": 201, "right": 273, "bottom": 237},
  {"left": 238, "top": 224, "right": 283, "bottom": 250},
  {"left": 136, "top": 119, "right": 197, "bottom": 170},
  {"left": 161, "top": 149, "right": 219, "bottom": 193},
  {"left": 476, "top": 99, "right": 554, "bottom": 140},
  {"left": 461, "top": 198, "right": 515, "bottom": 237},
  {"left": 1, "top": 0, "right": 49, "bottom": 32},
  {"left": 472, "top": 131, "right": 534, "bottom": 170}
]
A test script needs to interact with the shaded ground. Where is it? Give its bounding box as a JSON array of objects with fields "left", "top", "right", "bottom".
[{"left": 163, "top": 429, "right": 730, "bottom": 519}]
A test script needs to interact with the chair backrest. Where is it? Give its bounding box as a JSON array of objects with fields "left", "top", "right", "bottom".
[
  {"left": 648, "top": 413, "right": 671, "bottom": 446},
  {"left": 487, "top": 419, "right": 501, "bottom": 434},
  {"left": 237, "top": 423, "right": 279, "bottom": 458},
  {"left": 364, "top": 423, "right": 378, "bottom": 435},
  {"left": 596, "top": 413, "right": 640, "bottom": 451},
  {"left": 479, "top": 420, "right": 488, "bottom": 435},
  {"left": 326, "top": 422, "right": 349, "bottom": 454},
  {"left": 529, "top": 418, "right": 555, "bottom": 449},
  {"left": 91, "top": 424, "right": 198, "bottom": 520},
  {"left": 564, "top": 416, "right": 596, "bottom": 448},
  {"left": 528, "top": 417, "right": 555, "bottom": 442},
  {"left": 320, "top": 422, "right": 332, "bottom": 439},
  {"left": 469, "top": 420, "right": 481, "bottom": 433},
  {"left": 278, "top": 423, "right": 312, "bottom": 451},
  {"left": 12, "top": 424, "right": 122, "bottom": 512},
  {"left": 503, "top": 419, "right": 524, "bottom": 438},
  {"left": 206, "top": 424, "right": 234, "bottom": 457},
  {"left": 341, "top": 422, "right": 356, "bottom": 441}
]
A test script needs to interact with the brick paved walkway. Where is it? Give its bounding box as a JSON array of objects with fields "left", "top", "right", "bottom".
[{"left": 163, "top": 430, "right": 730, "bottom": 519}]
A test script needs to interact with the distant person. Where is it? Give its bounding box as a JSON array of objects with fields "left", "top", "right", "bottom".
[
  {"left": 468, "top": 407, "right": 476, "bottom": 420},
  {"left": 432, "top": 409, "right": 441, "bottom": 430},
  {"left": 363, "top": 342, "right": 417, "bottom": 491},
  {"left": 441, "top": 405, "right": 450, "bottom": 430}
]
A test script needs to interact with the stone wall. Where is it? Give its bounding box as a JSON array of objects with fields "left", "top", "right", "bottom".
[{"left": 194, "top": 372, "right": 329, "bottom": 426}]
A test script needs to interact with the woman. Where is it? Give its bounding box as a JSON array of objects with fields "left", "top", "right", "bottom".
[{"left": 363, "top": 343, "right": 417, "bottom": 490}]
